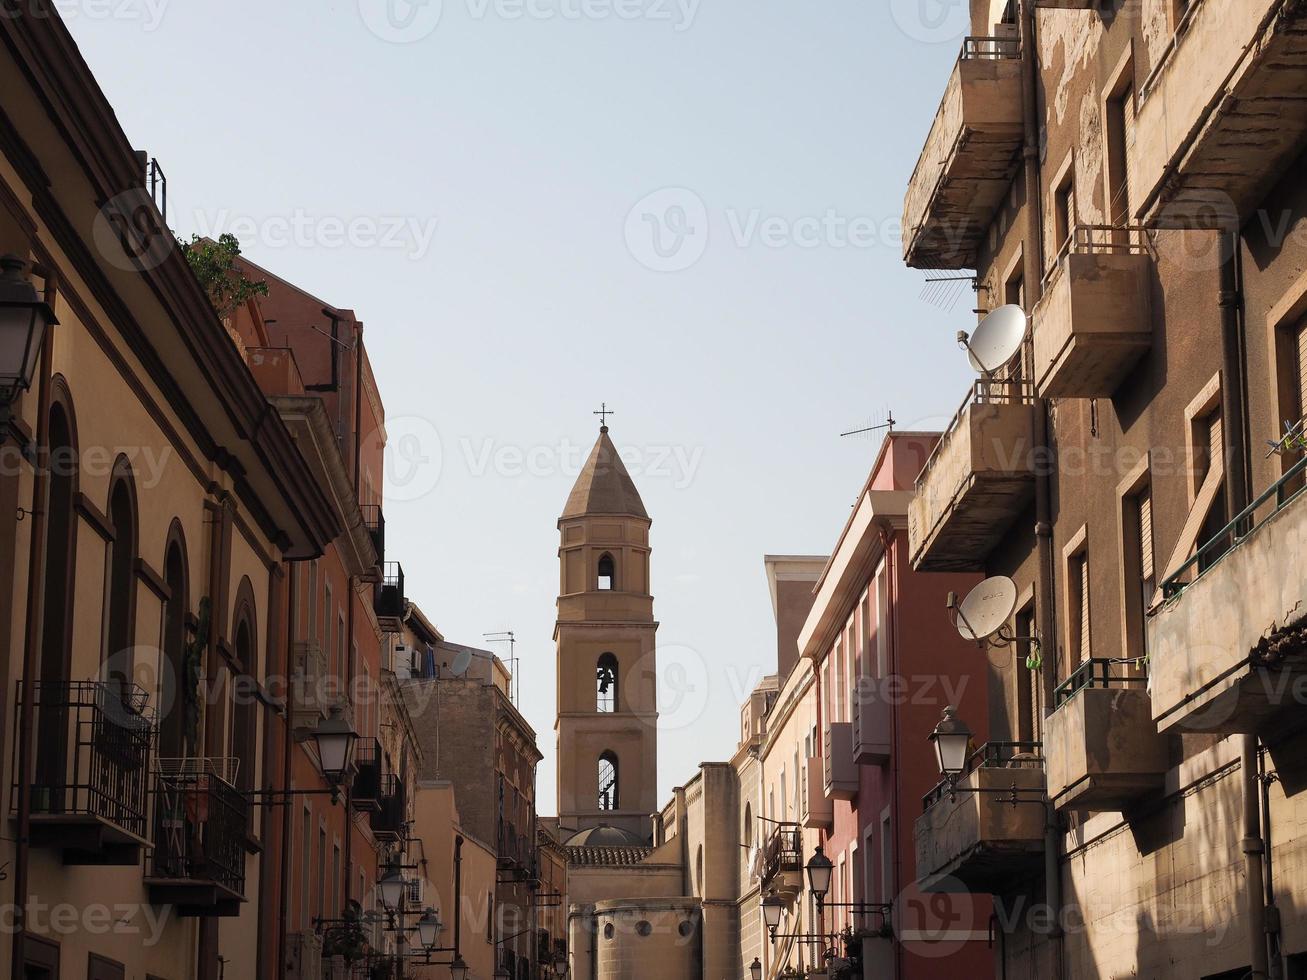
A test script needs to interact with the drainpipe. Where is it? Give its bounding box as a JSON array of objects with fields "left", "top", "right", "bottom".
[
  {"left": 278, "top": 561, "right": 298, "bottom": 977},
  {"left": 1017, "top": 3, "right": 1063, "bottom": 977},
  {"left": 1219, "top": 228, "right": 1268, "bottom": 980},
  {"left": 9, "top": 269, "right": 54, "bottom": 980}
]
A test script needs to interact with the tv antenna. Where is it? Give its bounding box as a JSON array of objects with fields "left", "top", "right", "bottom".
[
  {"left": 957, "top": 304, "right": 1026, "bottom": 383},
  {"left": 483, "top": 631, "right": 519, "bottom": 706},
  {"left": 947, "top": 576, "right": 1042, "bottom": 669},
  {"left": 841, "top": 412, "right": 896, "bottom": 439}
]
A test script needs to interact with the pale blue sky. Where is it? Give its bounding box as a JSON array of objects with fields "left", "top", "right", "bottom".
[{"left": 66, "top": 0, "right": 978, "bottom": 814}]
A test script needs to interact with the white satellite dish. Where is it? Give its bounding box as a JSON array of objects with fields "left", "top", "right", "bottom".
[
  {"left": 954, "top": 576, "right": 1019, "bottom": 642},
  {"left": 449, "top": 649, "right": 472, "bottom": 677},
  {"left": 965, "top": 305, "right": 1027, "bottom": 375}
]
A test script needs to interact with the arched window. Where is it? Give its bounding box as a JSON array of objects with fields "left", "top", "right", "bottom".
[
  {"left": 159, "top": 526, "right": 188, "bottom": 759},
  {"left": 230, "top": 579, "right": 258, "bottom": 794},
  {"left": 36, "top": 394, "right": 77, "bottom": 803},
  {"left": 104, "top": 459, "right": 137, "bottom": 686},
  {"left": 597, "top": 553, "right": 615, "bottom": 591},
  {"left": 598, "top": 751, "right": 619, "bottom": 811},
  {"left": 596, "top": 653, "right": 618, "bottom": 713},
  {"left": 743, "top": 803, "right": 753, "bottom": 848}
]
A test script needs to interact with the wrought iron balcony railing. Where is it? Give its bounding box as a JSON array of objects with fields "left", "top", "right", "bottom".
[
  {"left": 760, "top": 822, "right": 803, "bottom": 886},
  {"left": 922, "top": 740, "right": 1044, "bottom": 811},
  {"left": 13, "top": 680, "right": 153, "bottom": 859},
  {"left": 360, "top": 503, "right": 385, "bottom": 565},
  {"left": 374, "top": 562, "right": 406, "bottom": 628},
  {"left": 146, "top": 758, "right": 248, "bottom": 914},
  {"left": 370, "top": 773, "right": 406, "bottom": 838},
  {"left": 1054, "top": 658, "right": 1149, "bottom": 707},
  {"left": 351, "top": 737, "right": 383, "bottom": 811}
]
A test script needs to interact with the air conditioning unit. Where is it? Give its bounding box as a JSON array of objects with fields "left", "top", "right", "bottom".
[
  {"left": 405, "top": 877, "right": 424, "bottom": 907},
  {"left": 391, "top": 644, "right": 413, "bottom": 679}
]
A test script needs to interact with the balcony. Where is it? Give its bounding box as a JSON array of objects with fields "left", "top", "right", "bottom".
[
  {"left": 914, "top": 742, "right": 1045, "bottom": 893},
  {"left": 351, "top": 737, "right": 383, "bottom": 813},
  {"left": 1045, "top": 660, "right": 1166, "bottom": 812},
  {"left": 13, "top": 680, "right": 152, "bottom": 864},
  {"left": 370, "top": 773, "right": 406, "bottom": 839},
  {"left": 360, "top": 503, "right": 385, "bottom": 566},
  {"left": 375, "top": 562, "right": 406, "bottom": 633},
  {"left": 802, "top": 762, "right": 833, "bottom": 829},
  {"left": 1033, "top": 226, "right": 1153, "bottom": 399},
  {"left": 853, "top": 689, "right": 891, "bottom": 766},
  {"left": 903, "top": 37, "right": 1024, "bottom": 269},
  {"left": 145, "top": 759, "right": 248, "bottom": 916},
  {"left": 290, "top": 640, "right": 332, "bottom": 734},
  {"left": 759, "top": 823, "right": 803, "bottom": 899},
  {"left": 908, "top": 382, "right": 1036, "bottom": 572},
  {"left": 823, "top": 723, "right": 858, "bottom": 800},
  {"left": 1149, "top": 456, "right": 1307, "bottom": 734},
  {"left": 1134, "top": 0, "right": 1307, "bottom": 226}
]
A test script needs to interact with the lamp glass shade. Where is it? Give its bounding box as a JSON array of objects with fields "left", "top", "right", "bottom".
[
  {"left": 750, "top": 956, "right": 763, "bottom": 980},
  {"left": 929, "top": 706, "right": 973, "bottom": 777},
  {"left": 554, "top": 953, "right": 569, "bottom": 976},
  {"left": 494, "top": 969, "right": 511, "bottom": 980},
  {"left": 806, "top": 846, "right": 834, "bottom": 900},
  {"left": 416, "top": 907, "right": 441, "bottom": 950},
  {"left": 450, "top": 957, "right": 469, "bottom": 980},
  {"left": 0, "top": 254, "right": 55, "bottom": 398},
  {"left": 378, "top": 868, "right": 406, "bottom": 910},
  {"left": 313, "top": 704, "right": 358, "bottom": 781},
  {"left": 761, "top": 894, "right": 784, "bottom": 929}
]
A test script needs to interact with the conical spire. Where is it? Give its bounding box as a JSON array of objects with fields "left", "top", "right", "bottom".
[{"left": 562, "top": 426, "right": 649, "bottom": 520}]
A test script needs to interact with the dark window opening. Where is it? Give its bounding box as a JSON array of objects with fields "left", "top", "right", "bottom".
[
  {"left": 597, "top": 553, "right": 615, "bottom": 591},
  {"left": 598, "top": 752, "right": 619, "bottom": 811},
  {"left": 596, "top": 653, "right": 618, "bottom": 713}
]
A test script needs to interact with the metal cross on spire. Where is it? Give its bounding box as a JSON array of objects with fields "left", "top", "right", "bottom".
[{"left": 593, "top": 402, "right": 615, "bottom": 429}]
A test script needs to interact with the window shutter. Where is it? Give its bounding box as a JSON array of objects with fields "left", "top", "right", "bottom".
[
  {"left": 1079, "top": 555, "right": 1091, "bottom": 661},
  {"left": 1296, "top": 320, "right": 1307, "bottom": 419},
  {"left": 1139, "top": 494, "right": 1155, "bottom": 583},
  {"left": 1122, "top": 88, "right": 1137, "bottom": 218},
  {"left": 1209, "top": 411, "right": 1224, "bottom": 476}
]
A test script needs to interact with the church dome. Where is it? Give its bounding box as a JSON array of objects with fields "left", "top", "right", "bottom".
[{"left": 563, "top": 823, "right": 647, "bottom": 848}]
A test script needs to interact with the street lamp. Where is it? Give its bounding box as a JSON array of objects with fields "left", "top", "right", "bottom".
[
  {"left": 0, "top": 253, "right": 56, "bottom": 431},
  {"left": 312, "top": 703, "right": 358, "bottom": 788},
  {"left": 806, "top": 846, "right": 834, "bottom": 911},
  {"left": 929, "top": 705, "right": 973, "bottom": 779},
  {"left": 449, "top": 956, "right": 469, "bottom": 980},
  {"left": 750, "top": 956, "right": 763, "bottom": 980},
  {"left": 416, "top": 907, "right": 442, "bottom": 951},
  {"left": 761, "top": 894, "right": 785, "bottom": 940},
  {"left": 555, "top": 953, "right": 570, "bottom": 977},
  {"left": 493, "top": 967, "right": 511, "bottom": 980},
  {"left": 378, "top": 866, "right": 406, "bottom": 911}
]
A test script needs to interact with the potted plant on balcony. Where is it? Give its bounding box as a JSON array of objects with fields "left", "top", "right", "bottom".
[{"left": 323, "top": 902, "right": 370, "bottom": 968}]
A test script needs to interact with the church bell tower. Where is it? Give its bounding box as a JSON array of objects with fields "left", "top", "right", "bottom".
[{"left": 555, "top": 422, "right": 658, "bottom": 842}]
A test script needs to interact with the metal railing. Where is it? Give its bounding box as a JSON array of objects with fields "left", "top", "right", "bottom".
[
  {"left": 375, "top": 562, "right": 406, "bottom": 622},
  {"left": 915, "top": 380, "right": 1035, "bottom": 489},
  {"left": 961, "top": 35, "right": 1020, "bottom": 60},
  {"left": 923, "top": 740, "right": 1043, "bottom": 810},
  {"left": 360, "top": 504, "right": 385, "bottom": 564},
  {"left": 14, "top": 680, "right": 153, "bottom": 841},
  {"left": 1054, "top": 658, "right": 1148, "bottom": 707},
  {"left": 351, "top": 737, "right": 382, "bottom": 808},
  {"left": 370, "top": 773, "right": 405, "bottom": 838},
  {"left": 150, "top": 757, "right": 248, "bottom": 896},
  {"left": 1045, "top": 223, "right": 1150, "bottom": 287},
  {"left": 1163, "top": 454, "right": 1307, "bottom": 599},
  {"left": 760, "top": 823, "right": 803, "bottom": 884}
]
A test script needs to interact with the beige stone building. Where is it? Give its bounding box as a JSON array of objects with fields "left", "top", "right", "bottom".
[{"left": 900, "top": 1, "right": 1307, "bottom": 978}]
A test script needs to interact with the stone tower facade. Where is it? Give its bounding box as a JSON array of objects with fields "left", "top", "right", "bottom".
[{"left": 555, "top": 426, "right": 659, "bottom": 841}]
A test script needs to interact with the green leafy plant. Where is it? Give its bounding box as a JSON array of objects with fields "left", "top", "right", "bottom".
[{"left": 178, "top": 233, "right": 268, "bottom": 319}]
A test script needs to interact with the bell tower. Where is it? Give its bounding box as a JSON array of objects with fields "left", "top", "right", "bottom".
[{"left": 555, "top": 424, "right": 658, "bottom": 841}]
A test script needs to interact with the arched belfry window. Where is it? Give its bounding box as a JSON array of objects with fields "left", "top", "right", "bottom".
[
  {"left": 597, "top": 553, "right": 615, "bottom": 591},
  {"left": 596, "top": 653, "right": 618, "bottom": 713},
  {"left": 598, "top": 751, "right": 619, "bottom": 811}
]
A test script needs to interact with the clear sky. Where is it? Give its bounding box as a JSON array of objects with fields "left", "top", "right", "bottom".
[{"left": 65, "top": 0, "right": 980, "bottom": 815}]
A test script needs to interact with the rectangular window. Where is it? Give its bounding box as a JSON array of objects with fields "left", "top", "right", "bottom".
[
  {"left": 875, "top": 567, "right": 889, "bottom": 677},
  {"left": 301, "top": 807, "right": 311, "bottom": 929},
  {"left": 337, "top": 614, "right": 346, "bottom": 683},
  {"left": 323, "top": 583, "right": 333, "bottom": 665},
  {"left": 879, "top": 811, "right": 892, "bottom": 903},
  {"left": 1016, "top": 604, "right": 1037, "bottom": 742},
  {"left": 1073, "top": 550, "right": 1091, "bottom": 664},
  {"left": 780, "top": 768, "right": 787, "bottom": 821},
  {"left": 1054, "top": 172, "right": 1076, "bottom": 258},
  {"left": 1105, "top": 74, "right": 1136, "bottom": 226}
]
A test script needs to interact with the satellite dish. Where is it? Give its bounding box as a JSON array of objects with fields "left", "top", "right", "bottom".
[
  {"left": 955, "top": 576, "right": 1018, "bottom": 642},
  {"left": 449, "top": 649, "right": 472, "bottom": 677},
  {"left": 966, "top": 305, "right": 1026, "bottom": 375}
]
